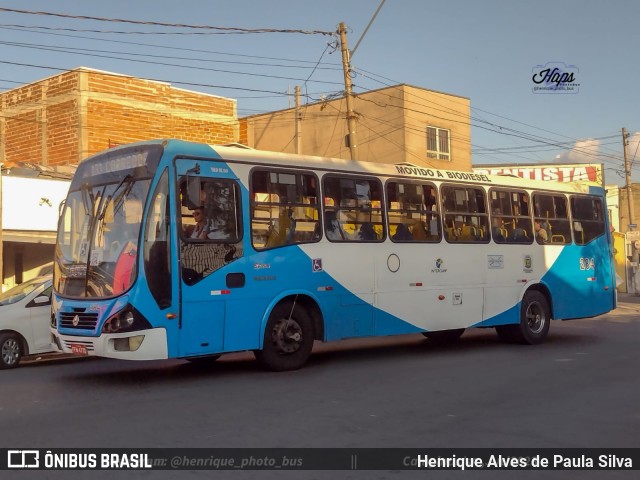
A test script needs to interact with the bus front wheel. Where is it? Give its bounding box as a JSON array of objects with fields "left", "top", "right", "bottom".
[
  {"left": 254, "top": 301, "right": 314, "bottom": 372},
  {"left": 496, "top": 291, "right": 550, "bottom": 345}
]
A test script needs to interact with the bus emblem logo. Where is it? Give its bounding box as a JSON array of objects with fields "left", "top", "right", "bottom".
[
  {"left": 72, "top": 315, "right": 80, "bottom": 327},
  {"left": 432, "top": 258, "right": 447, "bottom": 273},
  {"left": 312, "top": 259, "right": 323, "bottom": 272}
]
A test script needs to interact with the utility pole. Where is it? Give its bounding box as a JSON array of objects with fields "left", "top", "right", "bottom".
[
  {"left": 338, "top": 22, "right": 358, "bottom": 160},
  {"left": 294, "top": 85, "right": 302, "bottom": 154},
  {"left": 623, "top": 128, "right": 635, "bottom": 231},
  {"left": 623, "top": 127, "right": 639, "bottom": 295}
]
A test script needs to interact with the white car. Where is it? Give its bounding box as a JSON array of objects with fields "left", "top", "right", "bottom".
[{"left": 0, "top": 276, "right": 53, "bottom": 369}]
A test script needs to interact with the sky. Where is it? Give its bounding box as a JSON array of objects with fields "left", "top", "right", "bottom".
[{"left": 1, "top": 0, "right": 639, "bottom": 185}]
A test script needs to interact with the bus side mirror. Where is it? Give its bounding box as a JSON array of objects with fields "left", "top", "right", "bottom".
[{"left": 185, "top": 175, "right": 201, "bottom": 209}]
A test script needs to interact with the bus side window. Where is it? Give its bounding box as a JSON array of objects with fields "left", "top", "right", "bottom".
[
  {"left": 490, "top": 189, "right": 532, "bottom": 245},
  {"left": 386, "top": 181, "right": 441, "bottom": 243},
  {"left": 251, "top": 169, "right": 320, "bottom": 249},
  {"left": 533, "top": 193, "right": 572, "bottom": 244},
  {"left": 571, "top": 196, "right": 605, "bottom": 245},
  {"left": 323, "top": 176, "right": 385, "bottom": 243},
  {"left": 441, "top": 185, "right": 489, "bottom": 244}
]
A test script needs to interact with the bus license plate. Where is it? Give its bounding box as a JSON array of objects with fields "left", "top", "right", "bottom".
[{"left": 70, "top": 344, "right": 88, "bottom": 356}]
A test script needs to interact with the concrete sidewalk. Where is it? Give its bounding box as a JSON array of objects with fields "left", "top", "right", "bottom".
[{"left": 617, "top": 292, "right": 640, "bottom": 306}]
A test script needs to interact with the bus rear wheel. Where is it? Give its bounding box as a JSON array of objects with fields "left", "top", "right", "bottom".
[
  {"left": 496, "top": 291, "right": 550, "bottom": 345},
  {"left": 254, "top": 301, "right": 314, "bottom": 372}
]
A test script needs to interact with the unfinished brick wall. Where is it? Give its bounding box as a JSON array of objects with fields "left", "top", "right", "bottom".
[
  {"left": 5, "top": 110, "right": 43, "bottom": 165},
  {"left": 0, "top": 68, "right": 239, "bottom": 167},
  {"left": 46, "top": 100, "right": 80, "bottom": 166},
  {"left": 85, "top": 72, "right": 238, "bottom": 154}
]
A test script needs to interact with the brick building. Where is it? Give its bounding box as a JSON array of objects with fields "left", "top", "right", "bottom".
[
  {"left": 0, "top": 67, "right": 239, "bottom": 290},
  {"left": 0, "top": 67, "right": 239, "bottom": 166}
]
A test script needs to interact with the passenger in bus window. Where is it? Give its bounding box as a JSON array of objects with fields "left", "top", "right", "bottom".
[
  {"left": 358, "top": 222, "right": 378, "bottom": 241},
  {"left": 392, "top": 223, "right": 412, "bottom": 241},
  {"left": 188, "top": 207, "right": 208, "bottom": 239},
  {"left": 265, "top": 207, "right": 295, "bottom": 247},
  {"left": 325, "top": 210, "right": 347, "bottom": 241},
  {"left": 534, "top": 220, "right": 548, "bottom": 243},
  {"left": 511, "top": 220, "right": 530, "bottom": 242},
  {"left": 491, "top": 210, "right": 506, "bottom": 242},
  {"left": 412, "top": 221, "right": 428, "bottom": 241}
]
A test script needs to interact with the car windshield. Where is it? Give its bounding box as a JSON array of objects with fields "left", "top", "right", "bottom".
[{"left": 0, "top": 277, "right": 48, "bottom": 306}]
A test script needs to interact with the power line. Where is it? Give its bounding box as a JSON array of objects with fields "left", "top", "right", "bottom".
[
  {"left": 0, "top": 60, "right": 320, "bottom": 96},
  {"left": 0, "top": 7, "right": 335, "bottom": 35},
  {"left": 0, "top": 40, "right": 345, "bottom": 86},
  {"left": 0, "top": 24, "right": 343, "bottom": 67}
]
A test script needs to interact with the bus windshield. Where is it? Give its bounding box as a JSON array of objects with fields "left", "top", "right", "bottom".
[{"left": 54, "top": 145, "right": 162, "bottom": 298}]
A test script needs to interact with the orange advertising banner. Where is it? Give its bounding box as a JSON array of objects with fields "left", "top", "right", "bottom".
[{"left": 472, "top": 163, "right": 603, "bottom": 185}]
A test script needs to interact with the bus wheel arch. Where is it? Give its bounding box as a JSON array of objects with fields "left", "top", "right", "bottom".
[
  {"left": 496, "top": 285, "right": 552, "bottom": 345},
  {"left": 254, "top": 295, "right": 322, "bottom": 371}
]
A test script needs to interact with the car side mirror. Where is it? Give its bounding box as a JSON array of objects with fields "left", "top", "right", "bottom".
[{"left": 32, "top": 295, "right": 50, "bottom": 305}]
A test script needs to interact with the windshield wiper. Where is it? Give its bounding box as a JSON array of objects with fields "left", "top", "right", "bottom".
[
  {"left": 81, "top": 183, "right": 94, "bottom": 218},
  {"left": 97, "top": 174, "right": 133, "bottom": 221}
]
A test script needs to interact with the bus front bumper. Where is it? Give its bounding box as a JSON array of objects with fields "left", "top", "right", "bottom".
[{"left": 50, "top": 328, "right": 169, "bottom": 361}]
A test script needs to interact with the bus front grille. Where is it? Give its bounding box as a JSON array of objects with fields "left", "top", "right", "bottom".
[{"left": 59, "top": 312, "right": 99, "bottom": 330}]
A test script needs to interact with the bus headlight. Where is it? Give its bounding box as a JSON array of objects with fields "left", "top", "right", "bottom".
[{"left": 102, "top": 306, "right": 151, "bottom": 334}]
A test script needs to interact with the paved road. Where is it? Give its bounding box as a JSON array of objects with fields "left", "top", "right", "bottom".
[{"left": 3, "top": 298, "right": 640, "bottom": 479}]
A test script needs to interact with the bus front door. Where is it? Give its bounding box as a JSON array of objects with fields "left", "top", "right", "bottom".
[{"left": 175, "top": 158, "right": 242, "bottom": 357}]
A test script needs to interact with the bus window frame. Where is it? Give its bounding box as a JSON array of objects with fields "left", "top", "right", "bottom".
[
  {"left": 488, "top": 187, "right": 534, "bottom": 245},
  {"left": 322, "top": 174, "right": 386, "bottom": 243},
  {"left": 177, "top": 176, "right": 243, "bottom": 245},
  {"left": 570, "top": 194, "right": 605, "bottom": 245},
  {"left": 532, "top": 192, "right": 572, "bottom": 245},
  {"left": 249, "top": 166, "right": 321, "bottom": 250},
  {"left": 440, "top": 183, "right": 490, "bottom": 244},
  {"left": 385, "top": 178, "right": 442, "bottom": 243}
]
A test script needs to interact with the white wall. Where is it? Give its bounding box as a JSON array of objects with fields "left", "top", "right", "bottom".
[{"left": 2, "top": 176, "right": 70, "bottom": 231}]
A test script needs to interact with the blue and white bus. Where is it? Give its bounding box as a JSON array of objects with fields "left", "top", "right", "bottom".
[{"left": 51, "top": 139, "right": 616, "bottom": 371}]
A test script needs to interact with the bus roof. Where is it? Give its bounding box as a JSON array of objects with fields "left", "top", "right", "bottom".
[{"left": 104, "top": 139, "right": 601, "bottom": 195}]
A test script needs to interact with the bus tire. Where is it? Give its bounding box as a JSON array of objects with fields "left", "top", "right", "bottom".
[
  {"left": 422, "top": 328, "right": 465, "bottom": 343},
  {"left": 513, "top": 290, "right": 550, "bottom": 344},
  {"left": 254, "top": 301, "right": 314, "bottom": 372},
  {"left": 0, "top": 332, "right": 23, "bottom": 369}
]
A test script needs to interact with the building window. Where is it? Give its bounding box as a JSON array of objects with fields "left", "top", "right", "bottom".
[{"left": 427, "top": 126, "right": 450, "bottom": 161}]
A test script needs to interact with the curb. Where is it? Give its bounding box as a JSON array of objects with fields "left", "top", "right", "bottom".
[{"left": 22, "top": 353, "right": 79, "bottom": 364}]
